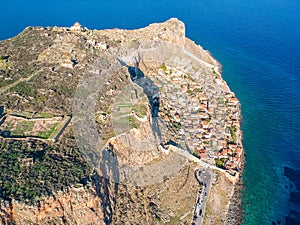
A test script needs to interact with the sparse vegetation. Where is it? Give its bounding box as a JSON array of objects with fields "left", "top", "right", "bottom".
[
  {"left": 38, "top": 123, "right": 58, "bottom": 139},
  {"left": 0, "top": 115, "right": 68, "bottom": 139},
  {"left": 172, "top": 121, "right": 182, "bottom": 131},
  {"left": 133, "top": 103, "right": 148, "bottom": 118},
  {"left": 13, "top": 121, "right": 35, "bottom": 136},
  {"left": 128, "top": 115, "right": 140, "bottom": 129},
  {"left": 160, "top": 63, "right": 167, "bottom": 71},
  {"left": 228, "top": 126, "right": 237, "bottom": 143},
  {"left": 163, "top": 175, "right": 169, "bottom": 182},
  {"left": 215, "top": 158, "right": 227, "bottom": 169},
  {"left": 0, "top": 55, "right": 9, "bottom": 60},
  {"left": 0, "top": 78, "right": 14, "bottom": 88},
  {"left": 10, "top": 81, "right": 37, "bottom": 97},
  {"left": 130, "top": 39, "right": 139, "bottom": 49},
  {"left": 59, "top": 85, "right": 75, "bottom": 97},
  {"left": 187, "top": 89, "right": 194, "bottom": 95},
  {"left": 35, "top": 112, "right": 53, "bottom": 118},
  {"left": 192, "top": 150, "right": 200, "bottom": 158}
]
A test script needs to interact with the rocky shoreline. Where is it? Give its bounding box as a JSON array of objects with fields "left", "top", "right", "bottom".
[
  {"left": 226, "top": 158, "right": 245, "bottom": 225},
  {"left": 226, "top": 105, "right": 245, "bottom": 225}
]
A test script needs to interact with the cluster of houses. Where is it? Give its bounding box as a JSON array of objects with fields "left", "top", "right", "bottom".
[{"left": 148, "top": 65, "right": 243, "bottom": 172}]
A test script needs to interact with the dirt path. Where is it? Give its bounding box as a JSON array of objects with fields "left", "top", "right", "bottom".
[{"left": 0, "top": 69, "right": 41, "bottom": 94}]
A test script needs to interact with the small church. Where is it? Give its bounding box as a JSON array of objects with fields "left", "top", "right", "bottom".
[{"left": 70, "top": 22, "right": 83, "bottom": 31}]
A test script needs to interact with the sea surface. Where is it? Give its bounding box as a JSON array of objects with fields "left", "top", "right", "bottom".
[{"left": 1, "top": 0, "right": 300, "bottom": 224}]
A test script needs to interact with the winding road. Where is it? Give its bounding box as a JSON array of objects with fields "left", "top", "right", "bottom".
[
  {"left": 167, "top": 145, "right": 215, "bottom": 225},
  {"left": 192, "top": 169, "right": 212, "bottom": 225}
]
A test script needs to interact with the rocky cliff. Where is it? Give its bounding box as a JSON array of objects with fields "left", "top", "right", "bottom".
[{"left": 0, "top": 18, "right": 242, "bottom": 224}]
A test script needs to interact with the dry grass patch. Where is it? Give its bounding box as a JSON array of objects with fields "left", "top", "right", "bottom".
[
  {"left": 159, "top": 163, "right": 200, "bottom": 224},
  {"left": 203, "top": 171, "right": 234, "bottom": 225}
]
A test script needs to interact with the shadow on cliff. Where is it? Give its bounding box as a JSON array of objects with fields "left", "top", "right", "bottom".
[
  {"left": 91, "top": 58, "right": 167, "bottom": 224},
  {"left": 117, "top": 58, "right": 163, "bottom": 141},
  {"left": 92, "top": 143, "right": 119, "bottom": 225}
]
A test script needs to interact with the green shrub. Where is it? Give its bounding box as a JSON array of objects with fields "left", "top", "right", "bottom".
[
  {"left": 160, "top": 63, "right": 167, "bottom": 71},
  {"left": 0, "top": 55, "right": 9, "bottom": 60},
  {"left": 228, "top": 126, "right": 237, "bottom": 143},
  {"left": 215, "top": 158, "right": 226, "bottom": 169},
  {"left": 10, "top": 81, "right": 37, "bottom": 97},
  {"left": 133, "top": 103, "right": 147, "bottom": 118},
  {"left": 0, "top": 140, "right": 90, "bottom": 205},
  {"left": 163, "top": 175, "right": 169, "bottom": 182},
  {"left": 129, "top": 115, "right": 140, "bottom": 129},
  {"left": 172, "top": 122, "right": 182, "bottom": 131}
]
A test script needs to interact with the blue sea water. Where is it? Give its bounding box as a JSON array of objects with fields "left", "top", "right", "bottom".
[{"left": 1, "top": 0, "right": 300, "bottom": 224}]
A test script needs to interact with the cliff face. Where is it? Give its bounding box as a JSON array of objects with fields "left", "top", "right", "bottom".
[
  {"left": 0, "top": 18, "right": 241, "bottom": 224},
  {"left": 1, "top": 163, "right": 200, "bottom": 225},
  {"left": 1, "top": 186, "right": 105, "bottom": 225}
]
